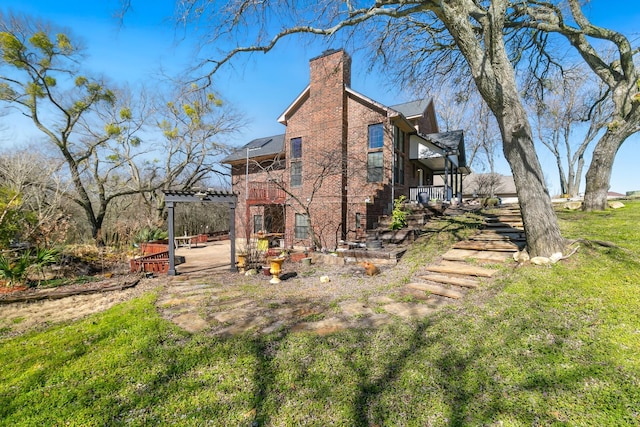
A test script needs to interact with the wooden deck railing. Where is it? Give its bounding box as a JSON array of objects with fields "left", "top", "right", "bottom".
[
  {"left": 129, "top": 251, "right": 170, "bottom": 274},
  {"left": 247, "top": 181, "right": 286, "bottom": 204}
]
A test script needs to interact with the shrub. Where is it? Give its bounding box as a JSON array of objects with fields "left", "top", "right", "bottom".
[
  {"left": 133, "top": 227, "right": 168, "bottom": 243},
  {"left": 389, "top": 195, "right": 408, "bottom": 230}
]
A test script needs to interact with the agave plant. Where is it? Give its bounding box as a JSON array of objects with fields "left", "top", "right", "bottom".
[
  {"left": 0, "top": 251, "right": 32, "bottom": 286},
  {"left": 0, "top": 248, "right": 58, "bottom": 287}
]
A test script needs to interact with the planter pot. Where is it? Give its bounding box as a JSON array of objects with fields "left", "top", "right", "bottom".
[
  {"left": 269, "top": 257, "right": 285, "bottom": 284},
  {"left": 262, "top": 266, "right": 271, "bottom": 276},
  {"left": 301, "top": 257, "right": 312, "bottom": 266},
  {"left": 236, "top": 254, "right": 247, "bottom": 272}
]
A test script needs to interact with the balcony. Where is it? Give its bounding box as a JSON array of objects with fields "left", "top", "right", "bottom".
[{"left": 247, "top": 181, "right": 286, "bottom": 205}]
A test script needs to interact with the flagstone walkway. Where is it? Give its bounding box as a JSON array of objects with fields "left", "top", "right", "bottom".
[{"left": 156, "top": 205, "right": 525, "bottom": 336}]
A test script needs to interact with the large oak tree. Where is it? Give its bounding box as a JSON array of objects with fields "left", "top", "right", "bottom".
[{"left": 513, "top": 0, "right": 639, "bottom": 210}]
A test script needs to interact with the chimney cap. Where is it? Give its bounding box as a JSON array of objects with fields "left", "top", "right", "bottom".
[{"left": 310, "top": 48, "right": 345, "bottom": 62}]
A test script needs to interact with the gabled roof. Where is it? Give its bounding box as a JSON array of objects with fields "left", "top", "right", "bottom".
[
  {"left": 410, "top": 130, "right": 469, "bottom": 174},
  {"left": 277, "top": 86, "right": 310, "bottom": 125},
  {"left": 389, "top": 99, "right": 432, "bottom": 119},
  {"left": 221, "top": 134, "right": 285, "bottom": 164},
  {"left": 278, "top": 86, "right": 394, "bottom": 125},
  {"left": 424, "top": 130, "right": 467, "bottom": 170}
]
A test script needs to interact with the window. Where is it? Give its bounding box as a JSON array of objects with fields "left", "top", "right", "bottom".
[
  {"left": 394, "top": 126, "right": 405, "bottom": 152},
  {"left": 394, "top": 153, "right": 405, "bottom": 185},
  {"left": 295, "top": 213, "right": 309, "bottom": 239},
  {"left": 253, "top": 215, "right": 263, "bottom": 233},
  {"left": 291, "top": 161, "right": 302, "bottom": 187},
  {"left": 368, "top": 123, "right": 384, "bottom": 149},
  {"left": 291, "top": 137, "right": 302, "bottom": 159},
  {"left": 367, "top": 151, "right": 383, "bottom": 182},
  {"left": 355, "top": 213, "right": 362, "bottom": 229}
]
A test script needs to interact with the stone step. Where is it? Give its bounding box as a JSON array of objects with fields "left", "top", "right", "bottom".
[
  {"left": 483, "top": 216, "right": 522, "bottom": 221},
  {"left": 470, "top": 233, "right": 526, "bottom": 242},
  {"left": 418, "top": 273, "right": 479, "bottom": 288},
  {"left": 478, "top": 227, "right": 525, "bottom": 235},
  {"left": 442, "top": 248, "right": 513, "bottom": 263},
  {"left": 407, "top": 282, "right": 464, "bottom": 299},
  {"left": 453, "top": 240, "right": 521, "bottom": 252},
  {"left": 425, "top": 261, "right": 498, "bottom": 277},
  {"left": 483, "top": 221, "right": 524, "bottom": 228}
]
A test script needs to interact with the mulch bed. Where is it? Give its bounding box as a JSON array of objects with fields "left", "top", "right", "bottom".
[{"left": 0, "top": 276, "right": 141, "bottom": 304}]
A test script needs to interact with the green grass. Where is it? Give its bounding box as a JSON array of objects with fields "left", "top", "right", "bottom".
[{"left": 1, "top": 202, "right": 639, "bottom": 425}]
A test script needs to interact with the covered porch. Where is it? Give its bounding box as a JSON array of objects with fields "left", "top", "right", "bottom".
[{"left": 408, "top": 130, "right": 469, "bottom": 203}]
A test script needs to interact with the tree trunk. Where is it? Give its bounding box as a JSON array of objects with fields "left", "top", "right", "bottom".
[
  {"left": 570, "top": 154, "right": 585, "bottom": 199},
  {"left": 500, "top": 112, "right": 566, "bottom": 257},
  {"left": 582, "top": 131, "right": 621, "bottom": 211},
  {"left": 435, "top": 0, "right": 566, "bottom": 257}
]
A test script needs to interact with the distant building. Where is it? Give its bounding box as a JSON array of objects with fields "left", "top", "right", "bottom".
[
  {"left": 222, "top": 49, "right": 469, "bottom": 249},
  {"left": 462, "top": 173, "right": 518, "bottom": 204}
]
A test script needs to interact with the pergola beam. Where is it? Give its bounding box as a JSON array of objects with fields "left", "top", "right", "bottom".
[{"left": 163, "top": 190, "right": 238, "bottom": 276}]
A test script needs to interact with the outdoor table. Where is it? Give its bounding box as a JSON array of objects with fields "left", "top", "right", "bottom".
[{"left": 174, "top": 235, "right": 199, "bottom": 249}]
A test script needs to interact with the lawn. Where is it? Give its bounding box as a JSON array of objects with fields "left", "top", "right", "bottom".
[{"left": 1, "top": 201, "right": 639, "bottom": 426}]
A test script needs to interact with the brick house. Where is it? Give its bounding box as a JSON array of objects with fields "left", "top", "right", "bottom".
[{"left": 222, "top": 49, "right": 468, "bottom": 250}]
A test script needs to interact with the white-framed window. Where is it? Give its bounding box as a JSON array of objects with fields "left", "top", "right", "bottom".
[
  {"left": 367, "top": 151, "right": 383, "bottom": 182},
  {"left": 291, "top": 161, "right": 302, "bottom": 187},
  {"left": 253, "top": 215, "right": 263, "bottom": 234},
  {"left": 368, "top": 123, "right": 383, "bottom": 149},
  {"left": 294, "top": 213, "right": 309, "bottom": 239}
]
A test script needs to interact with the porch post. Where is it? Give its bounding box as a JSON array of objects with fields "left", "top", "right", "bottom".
[
  {"left": 167, "top": 201, "right": 176, "bottom": 276},
  {"left": 454, "top": 165, "right": 458, "bottom": 202},
  {"left": 444, "top": 157, "right": 450, "bottom": 202},
  {"left": 229, "top": 201, "right": 237, "bottom": 272}
]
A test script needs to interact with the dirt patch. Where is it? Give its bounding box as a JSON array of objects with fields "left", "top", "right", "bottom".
[{"left": 0, "top": 276, "right": 162, "bottom": 338}]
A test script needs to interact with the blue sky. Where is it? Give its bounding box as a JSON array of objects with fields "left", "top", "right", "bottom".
[{"left": 0, "top": 0, "right": 638, "bottom": 195}]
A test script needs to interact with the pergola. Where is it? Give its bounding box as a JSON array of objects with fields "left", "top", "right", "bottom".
[{"left": 163, "top": 189, "right": 238, "bottom": 276}]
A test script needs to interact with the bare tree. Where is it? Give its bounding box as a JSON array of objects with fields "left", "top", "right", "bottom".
[
  {"left": 513, "top": 0, "right": 640, "bottom": 210},
  {"left": 432, "top": 83, "right": 501, "bottom": 173},
  {"left": 0, "top": 148, "right": 70, "bottom": 247},
  {"left": 527, "top": 66, "right": 611, "bottom": 198},
  {"left": 468, "top": 173, "right": 505, "bottom": 199},
  {"left": 164, "top": 0, "right": 571, "bottom": 256},
  {"left": 148, "top": 83, "right": 242, "bottom": 223}
]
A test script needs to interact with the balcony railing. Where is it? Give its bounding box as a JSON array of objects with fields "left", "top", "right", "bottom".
[
  {"left": 247, "top": 181, "right": 286, "bottom": 204},
  {"left": 409, "top": 186, "right": 447, "bottom": 203}
]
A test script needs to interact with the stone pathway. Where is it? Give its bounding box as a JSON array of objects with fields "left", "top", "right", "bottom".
[{"left": 156, "top": 205, "right": 525, "bottom": 336}]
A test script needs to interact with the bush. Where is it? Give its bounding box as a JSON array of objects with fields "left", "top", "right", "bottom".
[
  {"left": 389, "top": 195, "right": 408, "bottom": 230},
  {"left": 133, "top": 227, "right": 168, "bottom": 243}
]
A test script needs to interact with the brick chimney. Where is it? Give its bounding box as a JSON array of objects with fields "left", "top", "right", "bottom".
[
  {"left": 309, "top": 48, "right": 351, "bottom": 90},
  {"left": 306, "top": 49, "right": 350, "bottom": 246}
]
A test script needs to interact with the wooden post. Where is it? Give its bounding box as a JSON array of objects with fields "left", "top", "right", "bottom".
[
  {"left": 167, "top": 201, "right": 176, "bottom": 276},
  {"left": 229, "top": 201, "right": 237, "bottom": 272}
]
